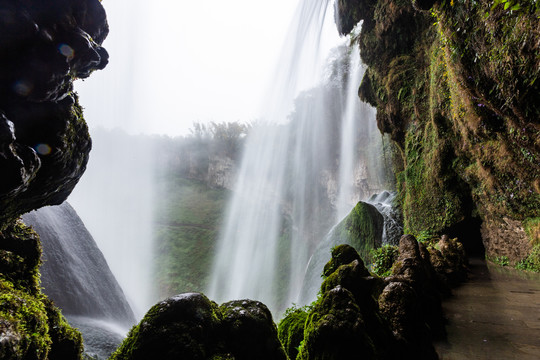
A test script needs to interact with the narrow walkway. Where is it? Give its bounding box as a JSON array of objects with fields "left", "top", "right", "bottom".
[{"left": 435, "top": 258, "right": 540, "bottom": 359}]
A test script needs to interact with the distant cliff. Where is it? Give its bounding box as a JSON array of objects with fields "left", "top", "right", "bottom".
[{"left": 335, "top": 0, "right": 539, "bottom": 266}]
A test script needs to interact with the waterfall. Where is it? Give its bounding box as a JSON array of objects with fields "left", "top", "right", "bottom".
[
  {"left": 335, "top": 42, "right": 363, "bottom": 220},
  {"left": 208, "top": 0, "right": 338, "bottom": 313},
  {"left": 22, "top": 202, "right": 135, "bottom": 359},
  {"left": 208, "top": 3, "right": 394, "bottom": 314},
  {"left": 68, "top": 129, "right": 157, "bottom": 318}
]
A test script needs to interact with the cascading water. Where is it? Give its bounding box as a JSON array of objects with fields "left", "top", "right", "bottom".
[
  {"left": 22, "top": 202, "right": 135, "bottom": 359},
  {"left": 335, "top": 42, "right": 364, "bottom": 220},
  {"left": 68, "top": 129, "right": 157, "bottom": 318},
  {"left": 208, "top": 0, "right": 339, "bottom": 313},
  {"left": 208, "top": 0, "right": 391, "bottom": 314}
]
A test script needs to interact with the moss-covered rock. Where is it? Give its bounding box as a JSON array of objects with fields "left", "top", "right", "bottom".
[
  {"left": 219, "top": 300, "right": 287, "bottom": 360},
  {"left": 110, "top": 293, "right": 221, "bottom": 360},
  {"left": 298, "top": 286, "right": 378, "bottom": 360},
  {"left": 111, "top": 293, "right": 287, "bottom": 360},
  {"left": 0, "top": 222, "right": 83, "bottom": 360},
  {"left": 277, "top": 307, "right": 308, "bottom": 360},
  {"left": 325, "top": 201, "right": 385, "bottom": 264}
]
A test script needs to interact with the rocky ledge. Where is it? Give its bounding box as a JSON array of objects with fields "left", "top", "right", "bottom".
[{"left": 0, "top": 0, "right": 109, "bottom": 227}]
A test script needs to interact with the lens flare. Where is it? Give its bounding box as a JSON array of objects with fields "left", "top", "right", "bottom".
[
  {"left": 59, "top": 43, "right": 75, "bottom": 60},
  {"left": 35, "top": 143, "right": 52, "bottom": 155}
]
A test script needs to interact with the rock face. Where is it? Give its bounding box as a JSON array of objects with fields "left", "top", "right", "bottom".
[
  {"left": 335, "top": 0, "right": 539, "bottom": 264},
  {"left": 0, "top": 0, "right": 109, "bottom": 227},
  {"left": 110, "top": 293, "right": 287, "bottom": 360},
  {"left": 0, "top": 1, "right": 109, "bottom": 359}
]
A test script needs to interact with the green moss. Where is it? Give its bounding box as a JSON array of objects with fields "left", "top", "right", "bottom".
[
  {"left": 323, "top": 245, "right": 362, "bottom": 278},
  {"left": 0, "top": 280, "right": 51, "bottom": 359},
  {"left": 371, "top": 245, "right": 399, "bottom": 277},
  {"left": 277, "top": 306, "right": 309, "bottom": 360},
  {"left": 297, "top": 287, "right": 376, "bottom": 360},
  {"left": 325, "top": 202, "right": 384, "bottom": 266},
  {"left": 0, "top": 221, "right": 83, "bottom": 360}
]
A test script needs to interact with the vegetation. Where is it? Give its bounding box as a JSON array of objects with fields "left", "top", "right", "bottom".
[
  {"left": 0, "top": 221, "right": 83, "bottom": 359},
  {"left": 371, "top": 245, "right": 399, "bottom": 277},
  {"left": 154, "top": 177, "right": 228, "bottom": 298}
]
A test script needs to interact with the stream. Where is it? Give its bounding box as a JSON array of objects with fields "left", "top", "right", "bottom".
[{"left": 435, "top": 258, "right": 540, "bottom": 359}]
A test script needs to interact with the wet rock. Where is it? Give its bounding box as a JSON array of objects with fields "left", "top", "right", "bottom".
[
  {"left": 112, "top": 294, "right": 287, "bottom": 360},
  {"left": 378, "top": 282, "right": 438, "bottom": 359},
  {"left": 0, "top": 0, "right": 108, "bottom": 228},
  {"left": 432, "top": 235, "right": 468, "bottom": 286},
  {"left": 220, "top": 300, "right": 287, "bottom": 360},
  {"left": 111, "top": 293, "right": 221, "bottom": 360},
  {"left": 388, "top": 235, "right": 446, "bottom": 341},
  {"left": 298, "top": 286, "right": 378, "bottom": 360},
  {"left": 323, "top": 244, "right": 364, "bottom": 277}
]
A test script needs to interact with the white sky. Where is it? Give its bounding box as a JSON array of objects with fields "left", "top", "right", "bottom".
[{"left": 76, "top": 0, "right": 343, "bottom": 136}]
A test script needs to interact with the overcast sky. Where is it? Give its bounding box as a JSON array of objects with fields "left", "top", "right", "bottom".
[{"left": 75, "top": 0, "right": 343, "bottom": 136}]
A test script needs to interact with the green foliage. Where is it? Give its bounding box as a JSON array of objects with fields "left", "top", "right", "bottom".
[
  {"left": 515, "top": 245, "right": 540, "bottom": 272},
  {"left": 154, "top": 177, "right": 228, "bottom": 297},
  {"left": 490, "top": 255, "right": 510, "bottom": 266},
  {"left": 0, "top": 280, "right": 51, "bottom": 359},
  {"left": 371, "top": 245, "right": 399, "bottom": 277}
]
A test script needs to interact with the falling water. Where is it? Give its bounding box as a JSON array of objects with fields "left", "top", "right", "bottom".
[
  {"left": 68, "top": 129, "right": 157, "bottom": 318},
  {"left": 208, "top": 1, "right": 395, "bottom": 313},
  {"left": 335, "top": 42, "right": 363, "bottom": 220},
  {"left": 22, "top": 202, "right": 135, "bottom": 359},
  {"left": 208, "top": 0, "right": 338, "bottom": 313}
]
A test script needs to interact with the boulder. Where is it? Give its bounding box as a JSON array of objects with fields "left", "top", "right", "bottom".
[{"left": 112, "top": 293, "right": 287, "bottom": 360}]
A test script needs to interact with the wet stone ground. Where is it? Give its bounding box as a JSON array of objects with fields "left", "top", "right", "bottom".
[{"left": 435, "top": 258, "right": 540, "bottom": 359}]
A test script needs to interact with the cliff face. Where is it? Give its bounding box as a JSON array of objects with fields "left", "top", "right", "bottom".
[
  {"left": 0, "top": 0, "right": 109, "bottom": 358},
  {"left": 336, "top": 0, "right": 539, "bottom": 264}
]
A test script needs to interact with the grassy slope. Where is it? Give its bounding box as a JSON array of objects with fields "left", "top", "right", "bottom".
[{"left": 154, "top": 176, "right": 229, "bottom": 298}]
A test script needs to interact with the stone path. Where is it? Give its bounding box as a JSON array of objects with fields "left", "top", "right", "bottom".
[{"left": 434, "top": 258, "right": 540, "bottom": 359}]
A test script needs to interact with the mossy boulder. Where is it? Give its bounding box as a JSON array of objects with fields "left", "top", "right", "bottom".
[
  {"left": 326, "top": 201, "right": 385, "bottom": 263},
  {"left": 219, "top": 300, "right": 287, "bottom": 360},
  {"left": 298, "top": 286, "right": 377, "bottom": 360},
  {"left": 110, "top": 293, "right": 221, "bottom": 360},
  {"left": 111, "top": 293, "right": 287, "bottom": 360}
]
